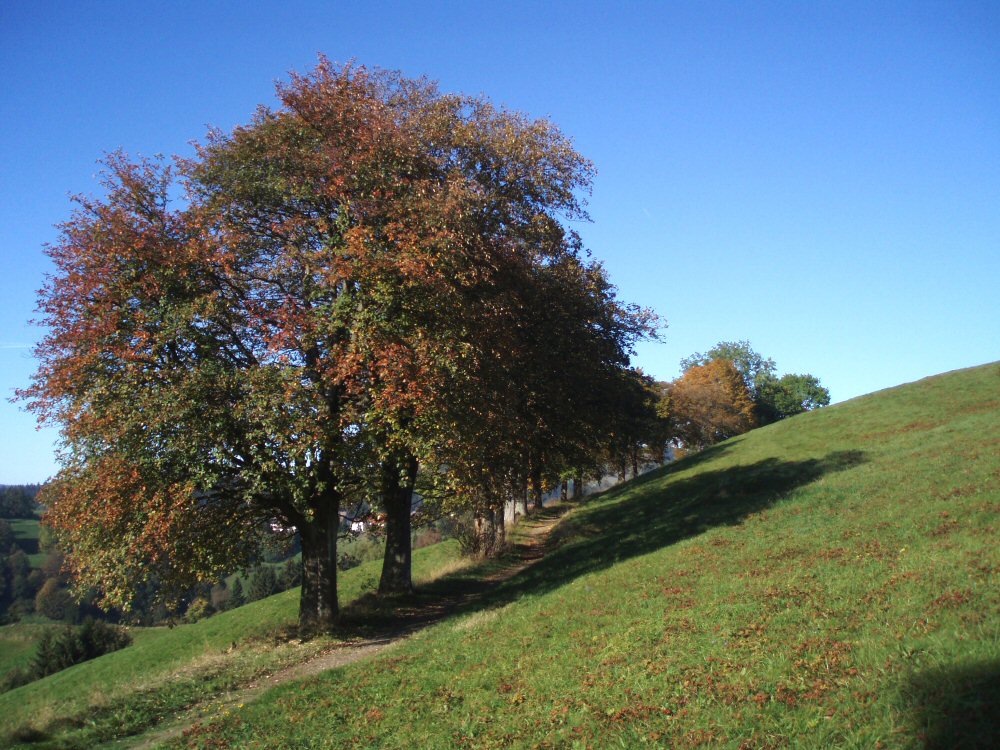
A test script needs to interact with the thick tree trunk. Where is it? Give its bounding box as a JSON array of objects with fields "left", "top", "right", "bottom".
[
  {"left": 572, "top": 475, "right": 583, "bottom": 500},
  {"left": 504, "top": 496, "right": 517, "bottom": 525},
  {"left": 472, "top": 506, "right": 506, "bottom": 558},
  {"left": 379, "top": 451, "right": 418, "bottom": 595},
  {"left": 632, "top": 449, "right": 639, "bottom": 478},
  {"left": 560, "top": 479, "right": 568, "bottom": 503},
  {"left": 299, "top": 497, "right": 339, "bottom": 632}
]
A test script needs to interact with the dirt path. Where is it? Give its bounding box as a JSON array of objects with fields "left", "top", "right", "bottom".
[{"left": 123, "top": 509, "right": 564, "bottom": 750}]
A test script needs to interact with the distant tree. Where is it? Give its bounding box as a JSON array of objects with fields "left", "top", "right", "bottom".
[
  {"left": 25, "top": 569, "right": 45, "bottom": 600},
  {"left": 280, "top": 558, "right": 302, "bottom": 591},
  {"left": 6, "top": 550, "right": 37, "bottom": 601},
  {"left": 41, "top": 549, "right": 64, "bottom": 580},
  {"left": 0, "top": 520, "right": 15, "bottom": 554},
  {"left": 31, "top": 619, "right": 131, "bottom": 679},
  {"left": 681, "top": 341, "right": 829, "bottom": 425},
  {"left": 38, "top": 524, "right": 59, "bottom": 554},
  {"left": 35, "top": 578, "right": 77, "bottom": 621},
  {"left": 604, "top": 369, "right": 670, "bottom": 478},
  {"left": 668, "top": 359, "right": 756, "bottom": 450},
  {"left": 247, "top": 566, "right": 279, "bottom": 602},
  {"left": 681, "top": 341, "right": 776, "bottom": 399},
  {"left": 0, "top": 486, "right": 37, "bottom": 519},
  {"left": 228, "top": 578, "right": 246, "bottom": 609},
  {"left": 210, "top": 580, "right": 229, "bottom": 611},
  {"left": 755, "top": 373, "right": 831, "bottom": 422},
  {"left": 184, "top": 596, "right": 215, "bottom": 622}
]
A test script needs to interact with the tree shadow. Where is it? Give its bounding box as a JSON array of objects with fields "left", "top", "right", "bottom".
[
  {"left": 907, "top": 661, "right": 1000, "bottom": 749},
  {"left": 337, "top": 449, "right": 867, "bottom": 636},
  {"left": 663, "top": 440, "right": 739, "bottom": 473},
  {"left": 334, "top": 504, "right": 572, "bottom": 637},
  {"left": 476, "top": 449, "right": 868, "bottom": 606}
]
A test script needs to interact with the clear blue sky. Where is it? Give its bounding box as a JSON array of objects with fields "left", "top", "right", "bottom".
[{"left": 1, "top": 1, "right": 997, "bottom": 483}]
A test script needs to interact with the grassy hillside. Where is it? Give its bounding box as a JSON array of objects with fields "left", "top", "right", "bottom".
[
  {"left": 0, "top": 539, "right": 464, "bottom": 747},
  {"left": 164, "top": 363, "right": 999, "bottom": 749},
  {"left": 0, "top": 624, "right": 59, "bottom": 676}
]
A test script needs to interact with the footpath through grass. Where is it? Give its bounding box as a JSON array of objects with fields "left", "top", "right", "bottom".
[
  {"left": 163, "top": 363, "right": 999, "bottom": 749},
  {"left": 0, "top": 539, "right": 464, "bottom": 748}
]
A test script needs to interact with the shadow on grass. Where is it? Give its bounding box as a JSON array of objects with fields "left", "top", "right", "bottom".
[
  {"left": 336, "top": 449, "right": 867, "bottom": 635},
  {"left": 1, "top": 450, "right": 870, "bottom": 747},
  {"left": 908, "top": 661, "right": 1000, "bottom": 749},
  {"left": 334, "top": 504, "right": 572, "bottom": 637},
  {"left": 471, "top": 449, "right": 867, "bottom": 607}
]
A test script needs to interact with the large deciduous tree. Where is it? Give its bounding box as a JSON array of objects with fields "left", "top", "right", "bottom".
[
  {"left": 680, "top": 340, "right": 776, "bottom": 401},
  {"left": 22, "top": 60, "right": 654, "bottom": 628},
  {"left": 668, "top": 359, "right": 756, "bottom": 449},
  {"left": 755, "top": 372, "right": 831, "bottom": 422}
]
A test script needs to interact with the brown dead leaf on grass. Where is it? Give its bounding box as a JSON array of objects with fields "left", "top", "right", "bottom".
[{"left": 928, "top": 590, "right": 971, "bottom": 611}]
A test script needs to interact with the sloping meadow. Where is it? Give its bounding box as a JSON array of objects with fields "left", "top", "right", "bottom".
[
  {"left": 0, "top": 542, "right": 464, "bottom": 747},
  {"left": 166, "top": 363, "right": 999, "bottom": 749}
]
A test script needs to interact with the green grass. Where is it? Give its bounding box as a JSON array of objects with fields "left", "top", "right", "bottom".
[
  {"left": 0, "top": 539, "right": 463, "bottom": 748},
  {"left": 0, "top": 624, "right": 60, "bottom": 676},
  {"left": 159, "top": 363, "right": 999, "bottom": 749},
  {"left": 5, "top": 518, "right": 44, "bottom": 566}
]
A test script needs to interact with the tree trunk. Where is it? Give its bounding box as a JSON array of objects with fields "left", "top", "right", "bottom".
[
  {"left": 514, "top": 474, "right": 528, "bottom": 519},
  {"left": 572, "top": 475, "right": 583, "bottom": 500},
  {"left": 560, "top": 479, "right": 568, "bottom": 503},
  {"left": 299, "top": 495, "right": 339, "bottom": 632},
  {"left": 473, "top": 506, "right": 505, "bottom": 558},
  {"left": 632, "top": 449, "right": 639, "bottom": 478},
  {"left": 378, "top": 451, "right": 418, "bottom": 595},
  {"left": 530, "top": 465, "right": 543, "bottom": 510}
]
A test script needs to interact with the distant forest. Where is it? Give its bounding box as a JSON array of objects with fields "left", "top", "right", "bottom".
[{"left": 0, "top": 485, "right": 41, "bottom": 519}]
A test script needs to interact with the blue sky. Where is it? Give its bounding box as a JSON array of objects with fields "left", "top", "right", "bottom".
[{"left": 1, "top": 1, "right": 997, "bottom": 483}]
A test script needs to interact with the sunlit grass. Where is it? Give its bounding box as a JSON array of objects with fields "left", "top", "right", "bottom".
[
  {"left": 158, "top": 363, "right": 999, "bottom": 749},
  {"left": 0, "top": 623, "right": 58, "bottom": 676},
  {"left": 4, "top": 518, "right": 46, "bottom": 567},
  {"left": 0, "top": 539, "right": 462, "bottom": 747}
]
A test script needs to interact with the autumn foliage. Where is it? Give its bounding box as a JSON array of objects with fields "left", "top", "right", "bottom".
[
  {"left": 667, "top": 359, "right": 757, "bottom": 449},
  {"left": 680, "top": 340, "right": 830, "bottom": 424},
  {"left": 20, "top": 60, "right": 658, "bottom": 629}
]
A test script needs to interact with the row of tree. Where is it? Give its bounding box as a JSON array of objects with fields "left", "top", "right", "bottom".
[
  {"left": 21, "top": 61, "right": 830, "bottom": 631},
  {"left": 21, "top": 61, "right": 658, "bottom": 631}
]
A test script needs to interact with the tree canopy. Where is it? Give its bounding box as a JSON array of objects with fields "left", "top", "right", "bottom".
[
  {"left": 668, "top": 359, "right": 757, "bottom": 450},
  {"left": 680, "top": 340, "right": 776, "bottom": 399},
  {"left": 680, "top": 340, "right": 829, "bottom": 425},
  {"left": 21, "top": 60, "right": 657, "bottom": 629}
]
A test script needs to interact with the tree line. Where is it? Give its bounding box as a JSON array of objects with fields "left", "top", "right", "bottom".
[
  {"left": 20, "top": 61, "right": 659, "bottom": 631},
  {"left": 20, "top": 62, "right": 829, "bottom": 632}
]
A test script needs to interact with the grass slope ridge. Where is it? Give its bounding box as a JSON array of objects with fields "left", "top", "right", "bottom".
[{"left": 170, "top": 363, "right": 999, "bottom": 749}]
